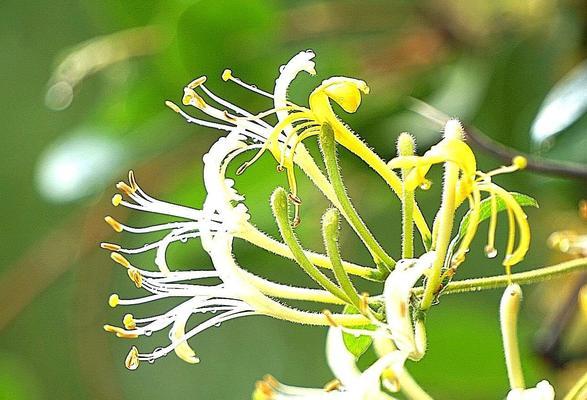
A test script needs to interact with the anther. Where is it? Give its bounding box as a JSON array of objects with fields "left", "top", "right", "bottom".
[
  {"left": 104, "top": 216, "right": 123, "bottom": 233},
  {"left": 128, "top": 170, "right": 138, "bottom": 190},
  {"left": 111, "top": 252, "right": 131, "bottom": 268},
  {"left": 322, "top": 309, "right": 339, "bottom": 327},
  {"left": 276, "top": 165, "right": 284, "bottom": 172},
  {"left": 291, "top": 216, "right": 301, "bottom": 228},
  {"left": 108, "top": 294, "right": 120, "bottom": 308},
  {"left": 182, "top": 87, "right": 206, "bottom": 108},
  {"left": 116, "top": 181, "right": 135, "bottom": 195},
  {"left": 123, "top": 313, "right": 136, "bottom": 330},
  {"left": 125, "top": 346, "right": 140, "bottom": 370},
  {"left": 127, "top": 268, "right": 143, "bottom": 288},
  {"left": 221, "top": 69, "right": 233, "bottom": 82},
  {"left": 100, "top": 242, "right": 121, "bottom": 251},
  {"left": 323, "top": 379, "right": 341, "bottom": 392},
  {"left": 512, "top": 156, "right": 527, "bottom": 170},
  {"left": 187, "top": 76, "right": 207, "bottom": 89},
  {"left": 419, "top": 179, "right": 432, "bottom": 190},
  {"left": 223, "top": 110, "right": 237, "bottom": 121},
  {"left": 359, "top": 292, "right": 370, "bottom": 315},
  {"left": 165, "top": 101, "right": 181, "bottom": 113},
  {"left": 111, "top": 194, "right": 122, "bottom": 206},
  {"left": 287, "top": 193, "right": 302, "bottom": 205}
]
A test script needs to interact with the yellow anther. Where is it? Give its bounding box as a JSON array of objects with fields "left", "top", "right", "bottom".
[
  {"left": 104, "top": 216, "right": 123, "bottom": 233},
  {"left": 165, "top": 100, "right": 181, "bottom": 113},
  {"left": 187, "top": 76, "right": 207, "bottom": 89},
  {"left": 321, "top": 310, "right": 339, "bottom": 327},
  {"left": 253, "top": 380, "right": 274, "bottom": 399},
  {"left": 111, "top": 194, "right": 122, "bottom": 206},
  {"left": 100, "top": 242, "right": 120, "bottom": 252},
  {"left": 182, "top": 87, "right": 206, "bottom": 109},
  {"left": 110, "top": 252, "right": 131, "bottom": 268},
  {"left": 124, "top": 346, "right": 140, "bottom": 371},
  {"left": 359, "top": 292, "right": 370, "bottom": 315},
  {"left": 221, "top": 69, "right": 233, "bottom": 82},
  {"left": 127, "top": 268, "right": 143, "bottom": 288},
  {"left": 104, "top": 325, "right": 138, "bottom": 339},
  {"left": 123, "top": 314, "right": 136, "bottom": 330},
  {"left": 512, "top": 156, "right": 527, "bottom": 170},
  {"left": 108, "top": 294, "right": 120, "bottom": 308},
  {"left": 223, "top": 110, "right": 237, "bottom": 121},
  {"left": 116, "top": 181, "right": 135, "bottom": 195},
  {"left": 103, "top": 324, "right": 118, "bottom": 333},
  {"left": 323, "top": 379, "right": 341, "bottom": 392}
]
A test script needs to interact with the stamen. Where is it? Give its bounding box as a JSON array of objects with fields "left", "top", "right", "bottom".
[
  {"left": 221, "top": 68, "right": 274, "bottom": 99},
  {"left": 123, "top": 313, "right": 137, "bottom": 330},
  {"left": 512, "top": 156, "right": 527, "bottom": 170},
  {"left": 109, "top": 294, "right": 120, "bottom": 308},
  {"left": 485, "top": 192, "right": 498, "bottom": 258},
  {"left": 100, "top": 242, "right": 121, "bottom": 251},
  {"left": 125, "top": 346, "right": 140, "bottom": 370},
  {"left": 112, "top": 194, "right": 122, "bottom": 206},
  {"left": 111, "top": 252, "right": 131, "bottom": 268},
  {"left": 187, "top": 76, "right": 207, "bottom": 89},
  {"left": 105, "top": 216, "right": 123, "bottom": 233},
  {"left": 116, "top": 181, "right": 135, "bottom": 195},
  {"left": 323, "top": 379, "right": 341, "bottom": 392},
  {"left": 127, "top": 268, "right": 143, "bottom": 288},
  {"left": 182, "top": 87, "right": 206, "bottom": 109}
]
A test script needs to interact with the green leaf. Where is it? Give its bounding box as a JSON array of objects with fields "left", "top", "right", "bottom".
[
  {"left": 341, "top": 305, "right": 376, "bottom": 358},
  {"left": 455, "top": 192, "right": 538, "bottom": 245}
]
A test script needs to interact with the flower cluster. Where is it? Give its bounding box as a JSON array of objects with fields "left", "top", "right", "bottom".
[{"left": 101, "top": 50, "right": 564, "bottom": 398}]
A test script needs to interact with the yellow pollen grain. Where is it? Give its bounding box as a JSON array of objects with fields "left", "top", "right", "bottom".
[
  {"left": 104, "top": 216, "right": 123, "bottom": 233},
  {"left": 108, "top": 294, "right": 120, "bottom": 308},
  {"left": 100, "top": 242, "right": 121, "bottom": 251},
  {"left": 111, "top": 194, "right": 122, "bottom": 206},
  {"left": 111, "top": 252, "right": 131, "bottom": 268},
  {"left": 221, "top": 69, "right": 233, "bottom": 82}
]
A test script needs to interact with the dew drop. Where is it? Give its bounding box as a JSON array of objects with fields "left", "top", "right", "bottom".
[
  {"left": 484, "top": 245, "right": 498, "bottom": 258},
  {"left": 144, "top": 329, "right": 153, "bottom": 336},
  {"left": 179, "top": 237, "right": 188, "bottom": 244}
]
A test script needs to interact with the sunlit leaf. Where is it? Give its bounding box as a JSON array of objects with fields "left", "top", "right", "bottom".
[{"left": 341, "top": 305, "right": 376, "bottom": 359}]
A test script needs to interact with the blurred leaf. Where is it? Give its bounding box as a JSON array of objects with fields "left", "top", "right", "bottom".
[
  {"left": 531, "top": 59, "right": 587, "bottom": 144},
  {"left": 341, "top": 305, "right": 376, "bottom": 358}
]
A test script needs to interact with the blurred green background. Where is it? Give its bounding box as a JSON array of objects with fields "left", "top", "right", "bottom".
[{"left": 1, "top": 1, "right": 586, "bottom": 399}]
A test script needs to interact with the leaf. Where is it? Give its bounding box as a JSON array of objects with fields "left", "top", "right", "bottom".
[
  {"left": 531, "top": 59, "right": 587, "bottom": 144},
  {"left": 341, "top": 305, "right": 376, "bottom": 359},
  {"left": 455, "top": 192, "right": 538, "bottom": 245}
]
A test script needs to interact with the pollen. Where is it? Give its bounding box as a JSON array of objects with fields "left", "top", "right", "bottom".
[
  {"left": 125, "top": 346, "right": 140, "bottom": 371},
  {"left": 100, "top": 242, "right": 121, "bottom": 251},
  {"left": 221, "top": 69, "right": 233, "bottom": 82},
  {"left": 111, "top": 194, "right": 122, "bottom": 206},
  {"left": 104, "top": 216, "right": 123, "bottom": 232},
  {"left": 108, "top": 294, "right": 120, "bottom": 308},
  {"left": 111, "top": 252, "right": 131, "bottom": 268}
]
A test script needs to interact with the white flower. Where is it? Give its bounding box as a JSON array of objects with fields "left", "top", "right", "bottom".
[
  {"left": 384, "top": 252, "right": 436, "bottom": 360},
  {"left": 506, "top": 380, "right": 555, "bottom": 400}
]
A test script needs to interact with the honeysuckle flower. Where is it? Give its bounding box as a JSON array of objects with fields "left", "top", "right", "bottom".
[
  {"left": 506, "top": 380, "right": 555, "bottom": 400},
  {"left": 384, "top": 253, "right": 435, "bottom": 360}
]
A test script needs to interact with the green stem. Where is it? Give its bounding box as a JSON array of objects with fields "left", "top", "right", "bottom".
[
  {"left": 398, "top": 133, "right": 415, "bottom": 259},
  {"left": 413, "top": 258, "right": 587, "bottom": 295},
  {"left": 271, "top": 187, "right": 349, "bottom": 302},
  {"left": 319, "top": 122, "right": 396, "bottom": 270},
  {"left": 322, "top": 208, "right": 361, "bottom": 308}
]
